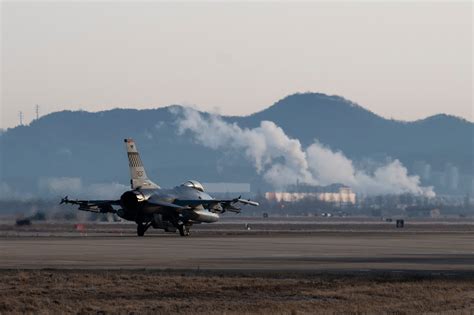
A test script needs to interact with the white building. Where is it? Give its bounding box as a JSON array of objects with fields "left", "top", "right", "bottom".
[{"left": 265, "top": 185, "right": 356, "bottom": 205}]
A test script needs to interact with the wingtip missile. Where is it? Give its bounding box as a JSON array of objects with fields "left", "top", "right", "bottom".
[
  {"left": 237, "top": 199, "right": 259, "bottom": 207},
  {"left": 59, "top": 196, "right": 69, "bottom": 205}
]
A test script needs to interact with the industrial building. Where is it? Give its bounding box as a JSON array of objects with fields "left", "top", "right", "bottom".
[{"left": 265, "top": 183, "right": 356, "bottom": 205}]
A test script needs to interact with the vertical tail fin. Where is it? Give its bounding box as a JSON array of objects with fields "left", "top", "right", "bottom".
[{"left": 124, "top": 139, "right": 160, "bottom": 189}]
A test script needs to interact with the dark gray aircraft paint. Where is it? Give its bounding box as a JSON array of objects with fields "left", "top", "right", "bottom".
[{"left": 61, "top": 139, "right": 258, "bottom": 236}]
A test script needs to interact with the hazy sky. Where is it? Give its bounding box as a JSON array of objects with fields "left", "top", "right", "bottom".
[{"left": 1, "top": 1, "right": 472, "bottom": 128}]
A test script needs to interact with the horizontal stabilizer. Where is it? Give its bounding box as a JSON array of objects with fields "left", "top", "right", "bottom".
[{"left": 59, "top": 196, "right": 119, "bottom": 213}]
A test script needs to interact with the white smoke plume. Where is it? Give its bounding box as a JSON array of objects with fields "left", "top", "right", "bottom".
[
  {"left": 38, "top": 177, "right": 129, "bottom": 199},
  {"left": 174, "top": 107, "right": 435, "bottom": 197},
  {"left": 0, "top": 182, "right": 35, "bottom": 201},
  {"left": 0, "top": 178, "right": 129, "bottom": 201}
]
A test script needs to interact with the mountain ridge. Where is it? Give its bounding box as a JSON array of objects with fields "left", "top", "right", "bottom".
[
  {"left": 1, "top": 92, "right": 472, "bottom": 196},
  {"left": 3, "top": 93, "right": 471, "bottom": 134}
]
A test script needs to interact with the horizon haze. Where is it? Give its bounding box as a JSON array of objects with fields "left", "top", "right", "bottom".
[
  {"left": 1, "top": 92, "right": 472, "bottom": 199},
  {"left": 1, "top": 1, "right": 472, "bottom": 128}
]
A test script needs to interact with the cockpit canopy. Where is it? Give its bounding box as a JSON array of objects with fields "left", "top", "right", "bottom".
[{"left": 181, "top": 180, "right": 205, "bottom": 192}]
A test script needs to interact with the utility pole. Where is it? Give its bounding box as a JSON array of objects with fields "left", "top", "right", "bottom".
[
  {"left": 19, "top": 111, "right": 24, "bottom": 126},
  {"left": 35, "top": 104, "right": 40, "bottom": 120}
]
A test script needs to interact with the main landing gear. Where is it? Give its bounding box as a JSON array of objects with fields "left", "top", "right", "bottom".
[
  {"left": 137, "top": 222, "right": 152, "bottom": 236},
  {"left": 136, "top": 220, "right": 191, "bottom": 237}
]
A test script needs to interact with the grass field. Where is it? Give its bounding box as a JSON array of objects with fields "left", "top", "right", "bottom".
[{"left": 1, "top": 270, "right": 473, "bottom": 314}]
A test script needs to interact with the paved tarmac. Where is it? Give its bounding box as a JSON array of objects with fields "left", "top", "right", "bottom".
[{"left": 1, "top": 233, "right": 473, "bottom": 271}]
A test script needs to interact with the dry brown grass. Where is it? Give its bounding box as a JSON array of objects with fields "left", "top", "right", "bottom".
[{"left": 0, "top": 270, "right": 472, "bottom": 314}]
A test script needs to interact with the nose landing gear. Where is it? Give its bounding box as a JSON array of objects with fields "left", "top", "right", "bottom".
[{"left": 178, "top": 224, "right": 190, "bottom": 237}]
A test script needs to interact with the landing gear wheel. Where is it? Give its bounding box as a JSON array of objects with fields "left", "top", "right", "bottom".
[
  {"left": 137, "top": 223, "right": 149, "bottom": 236},
  {"left": 178, "top": 225, "right": 190, "bottom": 237},
  {"left": 137, "top": 224, "right": 145, "bottom": 236}
]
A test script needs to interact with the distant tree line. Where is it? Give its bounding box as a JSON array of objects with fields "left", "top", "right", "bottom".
[{"left": 0, "top": 192, "right": 472, "bottom": 220}]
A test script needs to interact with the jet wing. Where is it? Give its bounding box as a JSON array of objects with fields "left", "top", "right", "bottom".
[
  {"left": 174, "top": 197, "right": 259, "bottom": 213},
  {"left": 147, "top": 197, "right": 191, "bottom": 210},
  {"left": 60, "top": 196, "right": 120, "bottom": 213}
]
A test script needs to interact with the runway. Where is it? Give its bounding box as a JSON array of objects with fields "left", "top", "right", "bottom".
[
  {"left": 1, "top": 233, "right": 473, "bottom": 271},
  {"left": 2, "top": 223, "right": 474, "bottom": 314}
]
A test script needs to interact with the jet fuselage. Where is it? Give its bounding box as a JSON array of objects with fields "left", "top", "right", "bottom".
[{"left": 118, "top": 185, "right": 220, "bottom": 225}]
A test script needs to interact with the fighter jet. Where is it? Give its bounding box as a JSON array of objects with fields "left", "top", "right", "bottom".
[{"left": 60, "top": 139, "right": 259, "bottom": 236}]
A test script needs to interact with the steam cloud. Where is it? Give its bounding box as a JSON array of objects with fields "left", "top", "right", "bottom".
[
  {"left": 0, "top": 178, "right": 129, "bottom": 201},
  {"left": 38, "top": 177, "right": 129, "bottom": 199},
  {"left": 174, "top": 107, "right": 435, "bottom": 197},
  {"left": 0, "top": 182, "right": 34, "bottom": 200}
]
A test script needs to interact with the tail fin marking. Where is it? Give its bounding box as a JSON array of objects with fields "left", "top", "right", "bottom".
[{"left": 124, "top": 138, "right": 160, "bottom": 189}]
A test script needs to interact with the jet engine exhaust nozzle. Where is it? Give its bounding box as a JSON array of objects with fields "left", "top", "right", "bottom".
[{"left": 120, "top": 190, "right": 146, "bottom": 211}]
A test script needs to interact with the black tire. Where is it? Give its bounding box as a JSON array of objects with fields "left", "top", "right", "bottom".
[
  {"left": 137, "top": 224, "right": 145, "bottom": 236},
  {"left": 178, "top": 225, "right": 190, "bottom": 237},
  {"left": 178, "top": 225, "right": 185, "bottom": 236}
]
